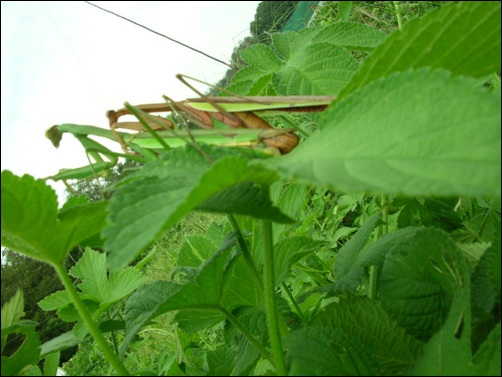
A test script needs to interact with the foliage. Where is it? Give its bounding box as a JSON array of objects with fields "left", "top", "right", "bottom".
[
  {"left": 1, "top": 289, "right": 79, "bottom": 376},
  {"left": 210, "top": 1, "right": 300, "bottom": 95},
  {"left": 1, "top": 1, "right": 501, "bottom": 376},
  {"left": 1, "top": 250, "right": 79, "bottom": 364},
  {"left": 64, "top": 159, "right": 141, "bottom": 201},
  {"left": 250, "top": 1, "right": 300, "bottom": 44}
]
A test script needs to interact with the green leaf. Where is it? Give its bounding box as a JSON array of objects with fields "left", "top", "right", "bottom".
[
  {"left": 223, "top": 80, "right": 256, "bottom": 97},
  {"left": 271, "top": 31, "right": 298, "bottom": 60},
  {"left": 37, "top": 290, "right": 71, "bottom": 312},
  {"left": 1, "top": 172, "right": 58, "bottom": 263},
  {"left": 122, "top": 245, "right": 235, "bottom": 358},
  {"left": 20, "top": 365, "right": 43, "bottom": 376},
  {"left": 206, "top": 345, "right": 237, "bottom": 376},
  {"left": 69, "top": 248, "right": 146, "bottom": 305},
  {"left": 224, "top": 307, "right": 268, "bottom": 375},
  {"left": 472, "top": 324, "right": 501, "bottom": 376},
  {"left": 313, "top": 298, "right": 423, "bottom": 371},
  {"left": 422, "top": 198, "right": 463, "bottom": 232},
  {"left": 273, "top": 23, "right": 385, "bottom": 59},
  {"left": 378, "top": 227, "right": 464, "bottom": 341},
  {"left": 274, "top": 42, "right": 359, "bottom": 95},
  {"left": 342, "top": 1, "right": 501, "bottom": 97},
  {"left": 273, "top": 182, "right": 308, "bottom": 220},
  {"left": 121, "top": 281, "right": 181, "bottom": 358},
  {"left": 273, "top": 236, "right": 324, "bottom": 286},
  {"left": 225, "top": 44, "right": 281, "bottom": 96},
  {"left": 333, "top": 213, "right": 382, "bottom": 292},
  {"left": 411, "top": 284, "right": 473, "bottom": 375},
  {"left": 70, "top": 249, "right": 109, "bottom": 302},
  {"left": 1, "top": 321, "right": 40, "bottom": 376},
  {"left": 174, "top": 311, "right": 225, "bottom": 334},
  {"left": 177, "top": 236, "right": 218, "bottom": 267},
  {"left": 59, "top": 194, "right": 89, "bottom": 214},
  {"left": 284, "top": 326, "right": 381, "bottom": 376},
  {"left": 338, "top": 2, "right": 353, "bottom": 21},
  {"left": 43, "top": 351, "right": 60, "bottom": 377},
  {"left": 105, "top": 146, "right": 283, "bottom": 270},
  {"left": 471, "top": 245, "right": 500, "bottom": 313},
  {"left": 265, "top": 69, "right": 501, "bottom": 197},
  {"left": 316, "top": 22, "right": 386, "bottom": 51},
  {"left": 1, "top": 171, "right": 107, "bottom": 265},
  {"left": 240, "top": 44, "right": 282, "bottom": 71},
  {"left": 222, "top": 253, "right": 262, "bottom": 309},
  {"left": 39, "top": 331, "right": 79, "bottom": 359},
  {"left": 1, "top": 289, "right": 24, "bottom": 331},
  {"left": 198, "top": 182, "right": 294, "bottom": 223}
]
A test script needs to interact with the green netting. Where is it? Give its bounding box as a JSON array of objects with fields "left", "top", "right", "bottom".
[{"left": 282, "top": 1, "right": 320, "bottom": 32}]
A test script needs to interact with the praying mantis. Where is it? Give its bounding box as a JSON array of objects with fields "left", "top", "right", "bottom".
[{"left": 45, "top": 74, "right": 336, "bottom": 181}]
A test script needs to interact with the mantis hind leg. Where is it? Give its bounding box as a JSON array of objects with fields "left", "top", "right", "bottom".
[{"left": 234, "top": 111, "right": 299, "bottom": 154}]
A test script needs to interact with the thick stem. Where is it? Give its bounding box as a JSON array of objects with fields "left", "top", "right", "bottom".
[
  {"left": 53, "top": 263, "right": 129, "bottom": 376},
  {"left": 262, "top": 200, "right": 287, "bottom": 375},
  {"left": 393, "top": 1, "right": 403, "bottom": 30},
  {"left": 227, "top": 214, "right": 264, "bottom": 291}
]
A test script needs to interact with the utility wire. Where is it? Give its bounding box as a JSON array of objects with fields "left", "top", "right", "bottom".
[{"left": 84, "top": 1, "right": 232, "bottom": 68}]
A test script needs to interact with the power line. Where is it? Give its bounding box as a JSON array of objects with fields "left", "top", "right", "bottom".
[{"left": 84, "top": 1, "right": 232, "bottom": 68}]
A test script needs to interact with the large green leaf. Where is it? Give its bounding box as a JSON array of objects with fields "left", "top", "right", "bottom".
[
  {"left": 272, "top": 22, "right": 386, "bottom": 60},
  {"left": 284, "top": 326, "right": 381, "bottom": 376},
  {"left": 312, "top": 299, "right": 423, "bottom": 372},
  {"left": 273, "top": 42, "right": 359, "bottom": 95},
  {"left": 265, "top": 69, "right": 501, "bottom": 197},
  {"left": 104, "top": 145, "right": 285, "bottom": 270},
  {"left": 228, "top": 24, "right": 368, "bottom": 96},
  {"left": 341, "top": 1, "right": 501, "bottom": 97},
  {"left": 378, "top": 228, "right": 464, "bottom": 341},
  {"left": 1, "top": 171, "right": 107, "bottom": 265},
  {"left": 411, "top": 284, "right": 474, "bottom": 375}
]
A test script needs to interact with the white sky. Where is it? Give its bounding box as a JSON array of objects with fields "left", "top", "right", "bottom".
[{"left": 1, "top": 1, "right": 260, "bottom": 204}]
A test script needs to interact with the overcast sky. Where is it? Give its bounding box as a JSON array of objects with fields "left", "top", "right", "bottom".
[{"left": 1, "top": 1, "right": 260, "bottom": 203}]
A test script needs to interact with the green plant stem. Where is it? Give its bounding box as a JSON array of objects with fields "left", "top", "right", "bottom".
[
  {"left": 52, "top": 263, "right": 129, "bottom": 376},
  {"left": 106, "top": 311, "right": 119, "bottom": 356},
  {"left": 393, "top": 1, "right": 403, "bottom": 30},
  {"left": 369, "top": 195, "right": 389, "bottom": 299},
  {"left": 221, "top": 307, "right": 272, "bottom": 363},
  {"left": 261, "top": 199, "right": 287, "bottom": 375},
  {"left": 282, "top": 282, "right": 306, "bottom": 323},
  {"left": 368, "top": 265, "right": 380, "bottom": 299},
  {"left": 227, "top": 214, "right": 264, "bottom": 291}
]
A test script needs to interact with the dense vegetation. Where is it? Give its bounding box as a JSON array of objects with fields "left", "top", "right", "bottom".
[{"left": 2, "top": 2, "right": 500, "bottom": 376}]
